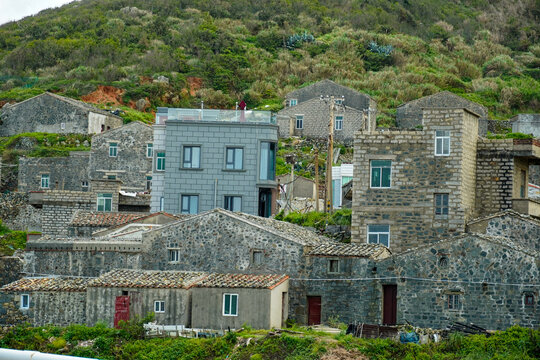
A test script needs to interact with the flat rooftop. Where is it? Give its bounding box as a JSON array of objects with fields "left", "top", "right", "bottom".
[{"left": 155, "top": 107, "right": 275, "bottom": 125}]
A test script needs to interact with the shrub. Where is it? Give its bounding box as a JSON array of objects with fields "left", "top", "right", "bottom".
[{"left": 483, "top": 55, "right": 520, "bottom": 77}]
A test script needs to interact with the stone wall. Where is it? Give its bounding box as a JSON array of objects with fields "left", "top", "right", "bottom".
[
  {"left": 41, "top": 191, "right": 94, "bottom": 237},
  {"left": 0, "top": 256, "right": 23, "bottom": 286},
  {"left": 18, "top": 152, "right": 90, "bottom": 193},
  {"left": 511, "top": 114, "right": 540, "bottom": 138},
  {"left": 89, "top": 121, "right": 153, "bottom": 191}
]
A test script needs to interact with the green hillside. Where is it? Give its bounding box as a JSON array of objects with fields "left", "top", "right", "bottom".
[{"left": 0, "top": 0, "right": 539, "bottom": 125}]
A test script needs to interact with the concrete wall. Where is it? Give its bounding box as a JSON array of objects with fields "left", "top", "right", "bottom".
[
  {"left": 511, "top": 114, "right": 540, "bottom": 138},
  {"left": 89, "top": 122, "right": 153, "bottom": 191},
  {"left": 150, "top": 123, "right": 166, "bottom": 212},
  {"left": 86, "top": 287, "right": 190, "bottom": 327},
  {"left": 162, "top": 121, "right": 278, "bottom": 215},
  {"left": 277, "top": 174, "right": 316, "bottom": 199},
  {"left": 18, "top": 152, "right": 90, "bottom": 192}
]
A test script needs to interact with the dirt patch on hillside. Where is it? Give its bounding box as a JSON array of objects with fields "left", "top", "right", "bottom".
[
  {"left": 81, "top": 86, "right": 125, "bottom": 106},
  {"left": 320, "top": 347, "right": 368, "bottom": 360},
  {"left": 187, "top": 77, "right": 203, "bottom": 96}
]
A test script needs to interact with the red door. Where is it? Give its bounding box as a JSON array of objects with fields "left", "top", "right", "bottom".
[
  {"left": 114, "top": 296, "right": 130, "bottom": 328},
  {"left": 382, "top": 285, "right": 397, "bottom": 325},
  {"left": 307, "top": 296, "right": 321, "bottom": 325}
]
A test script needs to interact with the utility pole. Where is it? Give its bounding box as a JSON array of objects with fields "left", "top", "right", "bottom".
[
  {"left": 314, "top": 149, "right": 319, "bottom": 212},
  {"left": 326, "top": 96, "right": 334, "bottom": 213}
]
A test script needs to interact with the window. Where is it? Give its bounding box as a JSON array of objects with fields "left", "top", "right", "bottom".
[
  {"left": 156, "top": 152, "right": 166, "bottom": 171},
  {"left": 335, "top": 99, "right": 343, "bottom": 105},
  {"left": 435, "top": 193, "right": 449, "bottom": 216},
  {"left": 295, "top": 115, "right": 304, "bottom": 129},
  {"left": 81, "top": 181, "right": 89, "bottom": 189},
  {"left": 226, "top": 147, "right": 243, "bottom": 170},
  {"left": 223, "top": 294, "right": 238, "bottom": 316},
  {"left": 41, "top": 174, "right": 50, "bottom": 189},
  {"left": 438, "top": 256, "right": 449, "bottom": 268},
  {"left": 335, "top": 115, "right": 343, "bottom": 130},
  {"left": 181, "top": 195, "right": 198, "bottom": 214},
  {"left": 160, "top": 197, "right": 164, "bottom": 211},
  {"left": 145, "top": 176, "right": 152, "bottom": 191},
  {"left": 20, "top": 294, "right": 29, "bottom": 309},
  {"left": 61, "top": 122, "right": 66, "bottom": 130},
  {"left": 169, "top": 249, "right": 179, "bottom": 262},
  {"left": 520, "top": 170, "right": 526, "bottom": 198},
  {"left": 289, "top": 99, "right": 297, "bottom": 107},
  {"left": 252, "top": 250, "right": 263, "bottom": 265},
  {"left": 147, "top": 143, "right": 153, "bottom": 158},
  {"left": 183, "top": 146, "right": 201, "bottom": 168},
  {"left": 435, "top": 130, "right": 450, "bottom": 156},
  {"left": 260, "top": 142, "right": 276, "bottom": 181},
  {"left": 367, "top": 225, "right": 390, "bottom": 247},
  {"left": 370, "top": 160, "right": 391, "bottom": 188},
  {"left": 154, "top": 301, "right": 165, "bottom": 313},
  {"left": 448, "top": 294, "right": 461, "bottom": 310},
  {"left": 224, "top": 196, "right": 241, "bottom": 212},
  {"left": 107, "top": 174, "right": 116, "bottom": 180},
  {"left": 97, "top": 193, "right": 112, "bottom": 212},
  {"left": 109, "top": 143, "right": 118, "bottom": 157},
  {"left": 328, "top": 259, "right": 340, "bottom": 274},
  {"left": 524, "top": 293, "right": 534, "bottom": 307}
]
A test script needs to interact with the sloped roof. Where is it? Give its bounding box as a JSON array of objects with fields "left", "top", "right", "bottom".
[
  {"left": 278, "top": 97, "right": 363, "bottom": 115},
  {"left": 285, "top": 79, "right": 373, "bottom": 101},
  {"left": 70, "top": 211, "right": 146, "bottom": 228},
  {"left": 92, "top": 120, "right": 152, "bottom": 139},
  {"left": 397, "top": 91, "right": 486, "bottom": 116},
  {"left": 308, "top": 243, "right": 391, "bottom": 259},
  {"left": 467, "top": 209, "right": 540, "bottom": 227},
  {"left": 2, "top": 277, "right": 91, "bottom": 292},
  {"left": 91, "top": 212, "right": 181, "bottom": 236},
  {"left": 88, "top": 269, "right": 207, "bottom": 289},
  {"left": 194, "top": 273, "right": 289, "bottom": 289}
]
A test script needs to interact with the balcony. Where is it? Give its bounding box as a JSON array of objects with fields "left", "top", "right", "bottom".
[
  {"left": 512, "top": 138, "right": 540, "bottom": 162},
  {"left": 155, "top": 107, "right": 275, "bottom": 125},
  {"left": 512, "top": 198, "right": 540, "bottom": 218}
]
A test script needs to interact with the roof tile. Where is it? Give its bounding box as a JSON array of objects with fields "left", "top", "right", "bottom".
[
  {"left": 194, "top": 273, "right": 289, "bottom": 289},
  {"left": 309, "top": 243, "right": 391, "bottom": 259},
  {"left": 70, "top": 211, "right": 145, "bottom": 227},
  {"left": 2, "top": 277, "right": 90, "bottom": 292}
]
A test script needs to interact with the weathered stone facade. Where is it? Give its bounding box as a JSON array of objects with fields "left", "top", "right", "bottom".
[
  {"left": 0, "top": 92, "right": 123, "bottom": 136},
  {"left": 511, "top": 114, "right": 540, "bottom": 138},
  {"left": 89, "top": 121, "right": 153, "bottom": 192},
  {"left": 396, "top": 91, "right": 488, "bottom": 131},
  {"left": 18, "top": 152, "right": 90, "bottom": 192},
  {"left": 41, "top": 191, "right": 95, "bottom": 237}
]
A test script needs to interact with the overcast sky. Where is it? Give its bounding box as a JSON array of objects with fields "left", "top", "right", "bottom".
[{"left": 0, "top": 0, "right": 76, "bottom": 25}]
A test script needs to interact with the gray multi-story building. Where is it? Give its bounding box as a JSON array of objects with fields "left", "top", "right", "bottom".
[{"left": 150, "top": 108, "right": 279, "bottom": 217}]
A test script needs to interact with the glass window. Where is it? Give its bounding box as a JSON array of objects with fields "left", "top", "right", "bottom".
[
  {"left": 448, "top": 294, "right": 460, "bottom": 310},
  {"left": 169, "top": 249, "right": 179, "bottom": 262},
  {"left": 224, "top": 196, "right": 241, "bottom": 212},
  {"left": 524, "top": 293, "right": 534, "bottom": 307},
  {"left": 335, "top": 99, "right": 343, "bottom": 105},
  {"left": 370, "top": 160, "right": 391, "bottom": 188},
  {"left": 296, "top": 115, "right": 303, "bottom": 129},
  {"left": 367, "top": 224, "right": 390, "bottom": 247},
  {"left": 97, "top": 193, "right": 112, "bottom": 212},
  {"left": 289, "top": 99, "right": 297, "bottom": 107},
  {"left": 252, "top": 250, "right": 263, "bottom": 265},
  {"left": 335, "top": 115, "right": 343, "bottom": 130},
  {"left": 156, "top": 152, "right": 166, "bottom": 171},
  {"left": 109, "top": 143, "right": 118, "bottom": 157},
  {"left": 160, "top": 197, "right": 164, "bottom": 211},
  {"left": 328, "top": 259, "right": 340, "bottom": 274},
  {"left": 21, "top": 294, "right": 29, "bottom": 309},
  {"left": 183, "top": 146, "right": 201, "bottom": 168},
  {"left": 81, "top": 181, "right": 89, "bottom": 188},
  {"left": 147, "top": 143, "right": 153, "bottom": 158},
  {"left": 181, "top": 195, "right": 198, "bottom": 214},
  {"left": 41, "top": 174, "right": 50, "bottom": 189},
  {"left": 146, "top": 176, "right": 152, "bottom": 191},
  {"left": 260, "top": 142, "right": 276, "bottom": 181},
  {"left": 435, "top": 193, "right": 449, "bottom": 215},
  {"left": 226, "top": 147, "right": 243, "bottom": 170},
  {"left": 435, "top": 130, "right": 450, "bottom": 156},
  {"left": 223, "top": 294, "right": 238, "bottom": 316},
  {"left": 154, "top": 301, "right": 165, "bottom": 313}
]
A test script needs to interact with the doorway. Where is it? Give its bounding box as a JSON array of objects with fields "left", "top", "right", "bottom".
[
  {"left": 114, "top": 295, "right": 130, "bottom": 328},
  {"left": 307, "top": 296, "right": 321, "bottom": 325},
  {"left": 382, "top": 285, "right": 397, "bottom": 325},
  {"left": 258, "top": 188, "right": 272, "bottom": 217}
]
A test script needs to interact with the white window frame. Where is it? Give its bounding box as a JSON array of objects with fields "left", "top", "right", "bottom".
[
  {"left": 21, "top": 294, "right": 30, "bottom": 309},
  {"left": 147, "top": 143, "right": 153, "bottom": 158},
  {"left": 289, "top": 99, "right": 297, "bottom": 107},
  {"left": 109, "top": 143, "right": 118, "bottom": 157},
  {"left": 154, "top": 300, "right": 165, "bottom": 313},
  {"left": 367, "top": 224, "right": 390, "bottom": 247},
  {"left": 434, "top": 193, "right": 449, "bottom": 216},
  {"left": 183, "top": 146, "right": 201, "bottom": 169},
  {"left": 156, "top": 152, "right": 166, "bottom": 171},
  {"left": 225, "top": 147, "right": 243, "bottom": 170},
  {"left": 97, "top": 193, "right": 113, "bottom": 212},
  {"left": 370, "top": 160, "right": 391, "bottom": 188},
  {"left": 61, "top": 122, "right": 66, "bottom": 130},
  {"left": 181, "top": 195, "right": 199, "bottom": 214},
  {"left": 223, "top": 293, "right": 238, "bottom": 316},
  {"left": 295, "top": 115, "right": 304, "bottom": 129},
  {"left": 41, "top": 174, "right": 50, "bottom": 189},
  {"left": 169, "top": 249, "right": 179, "bottom": 262},
  {"left": 81, "top": 181, "right": 89, "bottom": 189},
  {"left": 335, "top": 115, "right": 343, "bottom": 130},
  {"left": 435, "top": 130, "right": 450, "bottom": 156}
]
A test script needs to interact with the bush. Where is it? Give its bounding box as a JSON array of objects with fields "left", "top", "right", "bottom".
[{"left": 483, "top": 55, "right": 520, "bottom": 77}]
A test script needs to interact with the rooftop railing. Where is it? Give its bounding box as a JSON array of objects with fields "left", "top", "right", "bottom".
[{"left": 155, "top": 107, "right": 275, "bottom": 125}]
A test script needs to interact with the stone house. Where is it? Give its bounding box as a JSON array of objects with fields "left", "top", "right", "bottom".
[
  {"left": 352, "top": 108, "right": 540, "bottom": 253},
  {"left": 277, "top": 174, "right": 317, "bottom": 199},
  {"left": 278, "top": 80, "right": 377, "bottom": 143},
  {"left": 396, "top": 91, "right": 488, "bottom": 132},
  {"left": 0, "top": 92, "right": 123, "bottom": 137},
  {"left": 511, "top": 114, "right": 540, "bottom": 138},
  {"left": 150, "top": 107, "right": 279, "bottom": 217}
]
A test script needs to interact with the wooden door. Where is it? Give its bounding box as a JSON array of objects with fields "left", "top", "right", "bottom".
[
  {"left": 382, "top": 285, "right": 397, "bottom": 325},
  {"left": 307, "top": 296, "right": 321, "bottom": 325},
  {"left": 114, "top": 295, "right": 130, "bottom": 328}
]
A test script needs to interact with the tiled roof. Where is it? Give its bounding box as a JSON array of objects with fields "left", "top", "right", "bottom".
[
  {"left": 70, "top": 211, "right": 145, "bottom": 227},
  {"left": 2, "top": 277, "right": 90, "bottom": 292},
  {"left": 194, "top": 273, "right": 289, "bottom": 289},
  {"left": 88, "top": 269, "right": 206, "bottom": 289},
  {"left": 467, "top": 209, "right": 540, "bottom": 227},
  {"left": 308, "top": 243, "right": 391, "bottom": 259}
]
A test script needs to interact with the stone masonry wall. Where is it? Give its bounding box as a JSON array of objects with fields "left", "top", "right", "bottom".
[
  {"left": 41, "top": 191, "right": 94, "bottom": 237},
  {"left": 18, "top": 152, "right": 90, "bottom": 192},
  {"left": 460, "top": 110, "right": 479, "bottom": 222}
]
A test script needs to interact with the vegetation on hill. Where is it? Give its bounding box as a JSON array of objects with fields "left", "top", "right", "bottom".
[
  {"left": 0, "top": 220, "right": 26, "bottom": 256},
  {"left": 0, "top": 0, "right": 538, "bottom": 126},
  {"left": 0, "top": 323, "right": 537, "bottom": 360}
]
